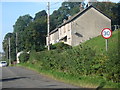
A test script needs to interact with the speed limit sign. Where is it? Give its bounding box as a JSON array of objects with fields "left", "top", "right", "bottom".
[
  {"left": 101, "top": 28, "right": 112, "bottom": 39},
  {"left": 101, "top": 28, "right": 112, "bottom": 51}
]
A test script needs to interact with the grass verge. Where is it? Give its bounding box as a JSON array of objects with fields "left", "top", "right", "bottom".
[{"left": 16, "top": 62, "right": 119, "bottom": 88}]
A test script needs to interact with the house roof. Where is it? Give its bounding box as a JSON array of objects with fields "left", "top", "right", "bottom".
[
  {"left": 49, "top": 28, "right": 58, "bottom": 35},
  {"left": 49, "top": 5, "right": 111, "bottom": 35}
]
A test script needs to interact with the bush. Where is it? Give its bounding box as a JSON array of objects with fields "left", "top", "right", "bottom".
[
  {"left": 105, "top": 48, "right": 120, "bottom": 83},
  {"left": 22, "top": 31, "right": 119, "bottom": 83},
  {"left": 24, "top": 44, "right": 119, "bottom": 83},
  {"left": 19, "top": 52, "right": 29, "bottom": 63},
  {"left": 51, "top": 42, "right": 72, "bottom": 50},
  {"left": 24, "top": 43, "right": 119, "bottom": 83}
]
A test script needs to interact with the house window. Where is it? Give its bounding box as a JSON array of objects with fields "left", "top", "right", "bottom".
[
  {"left": 64, "top": 38, "right": 67, "bottom": 42},
  {"left": 64, "top": 36, "right": 67, "bottom": 42}
]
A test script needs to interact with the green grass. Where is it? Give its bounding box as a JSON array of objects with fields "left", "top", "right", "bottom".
[
  {"left": 16, "top": 29, "right": 120, "bottom": 88},
  {"left": 17, "top": 62, "right": 119, "bottom": 88},
  {"left": 80, "top": 30, "right": 119, "bottom": 53}
]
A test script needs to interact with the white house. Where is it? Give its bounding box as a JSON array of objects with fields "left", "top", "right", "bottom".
[{"left": 46, "top": 5, "right": 111, "bottom": 46}]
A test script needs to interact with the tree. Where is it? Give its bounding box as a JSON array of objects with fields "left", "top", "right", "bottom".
[
  {"left": 13, "top": 14, "right": 33, "bottom": 52},
  {"left": 34, "top": 10, "right": 47, "bottom": 20},
  {"left": 50, "top": 2, "right": 82, "bottom": 31},
  {"left": 13, "top": 14, "right": 33, "bottom": 32},
  {"left": 24, "top": 11, "right": 47, "bottom": 51},
  {"left": 2, "top": 33, "right": 16, "bottom": 61}
]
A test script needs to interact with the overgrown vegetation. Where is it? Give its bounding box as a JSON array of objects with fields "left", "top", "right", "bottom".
[
  {"left": 19, "top": 30, "right": 119, "bottom": 88},
  {"left": 19, "top": 52, "right": 29, "bottom": 63},
  {"left": 50, "top": 42, "right": 72, "bottom": 50}
]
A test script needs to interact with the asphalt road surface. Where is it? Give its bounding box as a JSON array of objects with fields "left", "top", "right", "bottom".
[{"left": 1, "top": 66, "right": 79, "bottom": 89}]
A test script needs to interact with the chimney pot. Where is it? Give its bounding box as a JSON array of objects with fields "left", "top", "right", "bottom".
[
  {"left": 80, "top": 3, "right": 84, "bottom": 11},
  {"left": 63, "top": 19, "right": 66, "bottom": 23}
]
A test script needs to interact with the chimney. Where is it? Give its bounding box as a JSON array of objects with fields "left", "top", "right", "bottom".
[
  {"left": 80, "top": 3, "right": 84, "bottom": 11},
  {"left": 63, "top": 19, "right": 66, "bottom": 23},
  {"left": 87, "top": 0, "right": 92, "bottom": 7},
  {"left": 68, "top": 15, "right": 71, "bottom": 20}
]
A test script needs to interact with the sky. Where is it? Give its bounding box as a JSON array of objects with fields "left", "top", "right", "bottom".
[
  {"left": 0, "top": 2, "right": 62, "bottom": 52},
  {"left": 0, "top": 0, "right": 119, "bottom": 52}
]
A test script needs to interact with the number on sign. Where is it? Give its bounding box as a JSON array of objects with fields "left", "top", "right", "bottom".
[
  {"left": 103, "top": 31, "right": 110, "bottom": 36},
  {"left": 101, "top": 28, "right": 112, "bottom": 39}
]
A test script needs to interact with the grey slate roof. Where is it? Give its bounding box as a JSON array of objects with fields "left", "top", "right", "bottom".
[
  {"left": 49, "top": 28, "right": 58, "bottom": 35},
  {"left": 49, "top": 5, "right": 111, "bottom": 35}
]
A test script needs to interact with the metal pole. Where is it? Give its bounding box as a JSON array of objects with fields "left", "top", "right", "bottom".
[
  {"left": 8, "top": 37, "right": 11, "bottom": 65},
  {"left": 114, "top": 25, "right": 117, "bottom": 31},
  {"left": 105, "top": 39, "right": 108, "bottom": 51},
  {"left": 47, "top": 2, "right": 50, "bottom": 50}
]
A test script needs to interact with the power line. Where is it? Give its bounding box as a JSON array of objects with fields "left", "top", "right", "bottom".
[
  {"left": 50, "top": 7, "right": 60, "bottom": 10},
  {"left": 50, "top": 2, "right": 62, "bottom": 9},
  {"left": 50, "top": 2, "right": 61, "bottom": 6}
]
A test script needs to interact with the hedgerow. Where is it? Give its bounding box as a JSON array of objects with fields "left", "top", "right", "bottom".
[
  {"left": 28, "top": 31, "right": 119, "bottom": 83},
  {"left": 29, "top": 44, "right": 119, "bottom": 83}
]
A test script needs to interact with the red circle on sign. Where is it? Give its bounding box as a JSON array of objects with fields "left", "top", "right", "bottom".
[{"left": 101, "top": 28, "right": 112, "bottom": 39}]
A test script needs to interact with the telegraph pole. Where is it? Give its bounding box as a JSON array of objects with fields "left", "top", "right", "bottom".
[
  {"left": 47, "top": 2, "right": 50, "bottom": 50},
  {"left": 8, "top": 37, "right": 11, "bottom": 66},
  {"left": 16, "top": 32, "right": 19, "bottom": 63}
]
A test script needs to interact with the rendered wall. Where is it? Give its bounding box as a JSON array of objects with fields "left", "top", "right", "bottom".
[{"left": 71, "top": 8, "right": 111, "bottom": 46}]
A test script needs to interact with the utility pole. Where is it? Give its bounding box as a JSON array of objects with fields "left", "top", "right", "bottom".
[
  {"left": 6, "top": 44, "right": 8, "bottom": 60},
  {"left": 8, "top": 37, "right": 11, "bottom": 66},
  {"left": 47, "top": 2, "right": 50, "bottom": 50},
  {"left": 16, "top": 32, "right": 19, "bottom": 63}
]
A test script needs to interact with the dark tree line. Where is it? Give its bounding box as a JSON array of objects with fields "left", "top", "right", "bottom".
[{"left": 2, "top": 1, "right": 120, "bottom": 61}]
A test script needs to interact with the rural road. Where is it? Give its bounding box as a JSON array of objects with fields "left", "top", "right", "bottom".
[{"left": 1, "top": 66, "right": 79, "bottom": 89}]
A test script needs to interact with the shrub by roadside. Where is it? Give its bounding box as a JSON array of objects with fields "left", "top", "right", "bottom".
[
  {"left": 19, "top": 52, "right": 29, "bottom": 63},
  {"left": 19, "top": 30, "right": 120, "bottom": 88},
  {"left": 51, "top": 42, "right": 72, "bottom": 50}
]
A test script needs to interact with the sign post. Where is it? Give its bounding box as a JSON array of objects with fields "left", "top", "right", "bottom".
[
  {"left": 105, "top": 39, "right": 108, "bottom": 51},
  {"left": 101, "top": 28, "right": 112, "bottom": 51}
]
